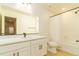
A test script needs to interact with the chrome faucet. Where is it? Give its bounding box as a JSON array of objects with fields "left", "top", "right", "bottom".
[{"left": 23, "top": 33, "right": 26, "bottom": 38}]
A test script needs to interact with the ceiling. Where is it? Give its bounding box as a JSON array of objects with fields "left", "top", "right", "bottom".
[
  {"left": 39, "top": 3, "right": 79, "bottom": 15},
  {"left": 1, "top": 3, "right": 79, "bottom": 16}
]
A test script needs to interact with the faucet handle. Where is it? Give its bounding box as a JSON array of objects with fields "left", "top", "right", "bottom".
[{"left": 23, "top": 33, "right": 26, "bottom": 38}]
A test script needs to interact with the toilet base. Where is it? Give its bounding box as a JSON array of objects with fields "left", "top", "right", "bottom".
[{"left": 48, "top": 48, "right": 57, "bottom": 53}]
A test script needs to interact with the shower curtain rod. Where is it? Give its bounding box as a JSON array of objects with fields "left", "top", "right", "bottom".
[{"left": 50, "top": 7, "right": 79, "bottom": 18}]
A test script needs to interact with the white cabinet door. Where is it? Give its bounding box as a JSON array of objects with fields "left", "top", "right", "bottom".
[
  {"left": 11, "top": 41, "right": 30, "bottom": 56},
  {"left": 38, "top": 39, "right": 47, "bottom": 56},
  {"left": 18, "top": 47, "right": 30, "bottom": 56},
  {"left": 39, "top": 42, "right": 47, "bottom": 56},
  {"left": 31, "top": 42, "right": 47, "bottom": 56},
  {"left": 30, "top": 39, "right": 47, "bottom": 56},
  {"left": 30, "top": 45, "right": 39, "bottom": 56}
]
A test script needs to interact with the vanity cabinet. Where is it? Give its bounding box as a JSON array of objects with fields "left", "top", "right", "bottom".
[
  {"left": 0, "top": 36, "right": 47, "bottom": 56},
  {"left": 30, "top": 38, "right": 47, "bottom": 56}
]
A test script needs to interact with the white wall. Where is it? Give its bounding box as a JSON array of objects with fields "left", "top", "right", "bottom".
[
  {"left": 31, "top": 4, "right": 52, "bottom": 39},
  {"left": 50, "top": 15, "right": 61, "bottom": 43}
]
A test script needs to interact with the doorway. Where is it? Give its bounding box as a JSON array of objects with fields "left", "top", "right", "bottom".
[{"left": 5, "top": 16, "right": 16, "bottom": 35}]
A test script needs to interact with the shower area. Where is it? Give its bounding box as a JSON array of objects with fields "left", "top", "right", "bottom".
[{"left": 49, "top": 7, "right": 79, "bottom": 55}]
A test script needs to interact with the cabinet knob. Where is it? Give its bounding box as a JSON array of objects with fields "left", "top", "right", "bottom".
[
  {"left": 17, "top": 52, "right": 19, "bottom": 56},
  {"left": 13, "top": 53, "right": 15, "bottom": 56}
]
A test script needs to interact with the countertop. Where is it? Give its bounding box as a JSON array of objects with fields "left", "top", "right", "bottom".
[{"left": 0, "top": 34, "right": 46, "bottom": 46}]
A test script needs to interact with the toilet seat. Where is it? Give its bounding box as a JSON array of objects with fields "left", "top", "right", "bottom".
[{"left": 48, "top": 41, "right": 58, "bottom": 47}]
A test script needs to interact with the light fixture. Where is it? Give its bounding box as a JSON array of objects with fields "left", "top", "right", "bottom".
[
  {"left": 16, "top": 3, "right": 32, "bottom": 13},
  {"left": 21, "top": 3, "right": 32, "bottom": 10},
  {"left": 16, "top": 3, "right": 32, "bottom": 9}
]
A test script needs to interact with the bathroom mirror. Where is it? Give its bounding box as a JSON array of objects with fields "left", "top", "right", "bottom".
[
  {"left": 0, "top": 15, "right": 39, "bottom": 35},
  {"left": 0, "top": 5, "right": 39, "bottom": 35}
]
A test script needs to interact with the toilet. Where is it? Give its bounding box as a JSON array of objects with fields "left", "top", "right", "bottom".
[{"left": 48, "top": 41, "right": 58, "bottom": 53}]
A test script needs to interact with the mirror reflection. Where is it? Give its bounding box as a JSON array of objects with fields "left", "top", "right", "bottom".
[{"left": 5, "top": 16, "right": 16, "bottom": 35}]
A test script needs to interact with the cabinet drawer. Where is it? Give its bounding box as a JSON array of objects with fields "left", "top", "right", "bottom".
[
  {"left": 11, "top": 41, "right": 30, "bottom": 50},
  {"left": 30, "top": 45, "right": 39, "bottom": 56},
  {"left": 30, "top": 38, "right": 47, "bottom": 46},
  {"left": 31, "top": 40, "right": 39, "bottom": 45},
  {"left": 0, "top": 51, "right": 14, "bottom": 56}
]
